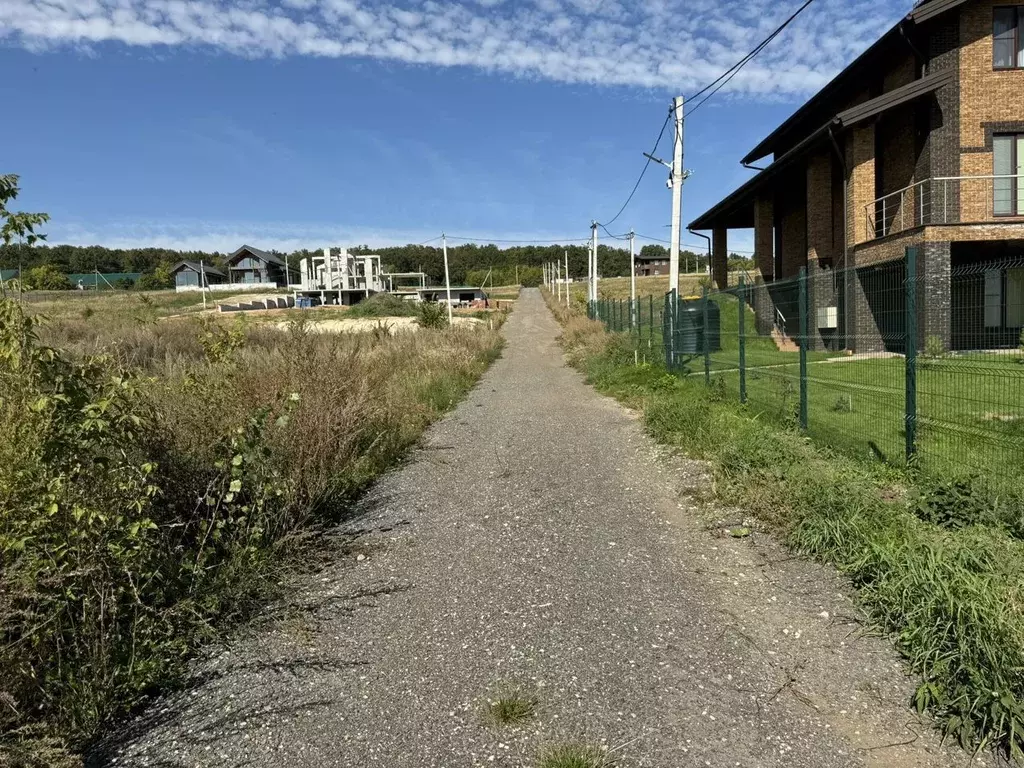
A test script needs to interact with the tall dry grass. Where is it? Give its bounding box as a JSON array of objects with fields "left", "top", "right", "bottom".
[{"left": 0, "top": 299, "right": 502, "bottom": 766}]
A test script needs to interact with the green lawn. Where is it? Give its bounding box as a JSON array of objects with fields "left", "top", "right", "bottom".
[
  {"left": 604, "top": 290, "right": 1023, "bottom": 490},
  {"left": 704, "top": 355, "right": 1023, "bottom": 490}
]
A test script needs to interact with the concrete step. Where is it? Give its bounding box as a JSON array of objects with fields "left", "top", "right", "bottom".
[{"left": 771, "top": 326, "right": 800, "bottom": 353}]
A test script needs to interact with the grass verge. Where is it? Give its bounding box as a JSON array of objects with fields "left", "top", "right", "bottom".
[
  {"left": 542, "top": 288, "right": 1024, "bottom": 761},
  {"left": 0, "top": 296, "right": 504, "bottom": 766}
]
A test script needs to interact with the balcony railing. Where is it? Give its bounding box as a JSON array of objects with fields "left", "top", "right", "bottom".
[{"left": 864, "top": 175, "right": 1024, "bottom": 240}]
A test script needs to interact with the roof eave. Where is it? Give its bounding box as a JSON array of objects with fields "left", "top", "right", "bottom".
[{"left": 740, "top": 0, "right": 964, "bottom": 165}]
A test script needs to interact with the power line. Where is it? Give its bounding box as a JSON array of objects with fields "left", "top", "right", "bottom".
[
  {"left": 599, "top": 111, "right": 672, "bottom": 228},
  {"left": 442, "top": 236, "right": 589, "bottom": 244},
  {"left": 598, "top": 223, "right": 630, "bottom": 241},
  {"left": 686, "top": 0, "right": 818, "bottom": 117},
  {"left": 634, "top": 232, "right": 754, "bottom": 254}
]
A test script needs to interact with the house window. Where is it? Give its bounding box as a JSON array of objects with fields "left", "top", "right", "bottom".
[
  {"left": 993, "top": 134, "right": 1024, "bottom": 215},
  {"left": 994, "top": 7, "right": 1024, "bottom": 68}
]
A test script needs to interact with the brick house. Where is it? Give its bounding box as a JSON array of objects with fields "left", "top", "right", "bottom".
[
  {"left": 690, "top": 0, "right": 1024, "bottom": 352},
  {"left": 635, "top": 253, "right": 671, "bottom": 276}
]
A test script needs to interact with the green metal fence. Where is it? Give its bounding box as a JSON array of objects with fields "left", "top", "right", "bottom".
[
  {"left": 590, "top": 247, "right": 1024, "bottom": 493},
  {"left": 587, "top": 294, "right": 666, "bottom": 365}
]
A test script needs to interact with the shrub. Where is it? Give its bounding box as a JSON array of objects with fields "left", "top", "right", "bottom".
[
  {"left": 136, "top": 273, "right": 169, "bottom": 291},
  {"left": 416, "top": 300, "right": 449, "bottom": 329},
  {"left": 923, "top": 334, "right": 946, "bottom": 360},
  {"left": 23, "top": 264, "right": 71, "bottom": 291},
  {"left": 346, "top": 292, "right": 417, "bottom": 318}
]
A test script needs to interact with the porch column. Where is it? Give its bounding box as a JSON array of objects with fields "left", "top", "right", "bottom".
[
  {"left": 754, "top": 195, "right": 774, "bottom": 280},
  {"left": 806, "top": 150, "right": 836, "bottom": 350},
  {"left": 806, "top": 151, "right": 832, "bottom": 265},
  {"left": 847, "top": 123, "right": 876, "bottom": 249},
  {"left": 921, "top": 241, "right": 951, "bottom": 351},
  {"left": 712, "top": 228, "right": 728, "bottom": 289}
]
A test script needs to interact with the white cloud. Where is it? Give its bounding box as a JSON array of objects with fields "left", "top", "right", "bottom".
[
  {"left": 49, "top": 217, "right": 592, "bottom": 252},
  {"left": 0, "top": 0, "right": 913, "bottom": 96}
]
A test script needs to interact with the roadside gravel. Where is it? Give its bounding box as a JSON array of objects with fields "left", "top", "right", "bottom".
[{"left": 94, "top": 288, "right": 976, "bottom": 768}]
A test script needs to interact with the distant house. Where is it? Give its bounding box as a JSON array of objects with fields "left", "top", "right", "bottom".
[
  {"left": 226, "top": 245, "right": 287, "bottom": 287},
  {"left": 169, "top": 261, "right": 227, "bottom": 288},
  {"left": 417, "top": 286, "right": 488, "bottom": 306},
  {"left": 634, "top": 254, "right": 670, "bottom": 277}
]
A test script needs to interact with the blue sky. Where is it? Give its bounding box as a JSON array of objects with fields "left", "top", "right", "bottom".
[{"left": 0, "top": 0, "right": 911, "bottom": 254}]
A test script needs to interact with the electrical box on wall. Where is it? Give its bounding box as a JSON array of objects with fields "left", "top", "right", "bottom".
[{"left": 817, "top": 306, "right": 838, "bottom": 329}]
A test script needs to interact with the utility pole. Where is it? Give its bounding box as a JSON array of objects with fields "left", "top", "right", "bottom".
[
  {"left": 629, "top": 229, "right": 637, "bottom": 328},
  {"left": 564, "top": 250, "right": 569, "bottom": 307},
  {"left": 200, "top": 259, "right": 208, "bottom": 311},
  {"left": 590, "top": 221, "right": 599, "bottom": 305},
  {"left": 669, "top": 95, "right": 685, "bottom": 295},
  {"left": 441, "top": 233, "right": 453, "bottom": 326},
  {"left": 642, "top": 96, "right": 689, "bottom": 296}
]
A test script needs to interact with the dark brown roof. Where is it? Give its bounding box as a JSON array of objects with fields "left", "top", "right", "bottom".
[
  {"left": 689, "top": 68, "right": 952, "bottom": 231},
  {"left": 228, "top": 245, "right": 286, "bottom": 267},
  {"left": 741, "top": 0, "right": 965, "bottom": 165},
  {"left": 170, "top": 260, "right": 226, "bottom": 277}
]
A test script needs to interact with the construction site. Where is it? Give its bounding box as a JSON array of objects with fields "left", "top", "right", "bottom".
[{"left": 217, "top": 247, "right": 488, "bottom": 313}]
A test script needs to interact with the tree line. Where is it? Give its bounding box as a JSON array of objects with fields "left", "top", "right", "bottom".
[{"left": 0, "top": 241, "right": 753, "bottom": 289}]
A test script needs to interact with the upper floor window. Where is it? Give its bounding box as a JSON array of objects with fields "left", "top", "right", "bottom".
[
  {"left": 994, "top": 7, "right": 1024, "bottom": 68},
  {"left": 993, "top": 134, "right": 1023, "bottom": 216}
]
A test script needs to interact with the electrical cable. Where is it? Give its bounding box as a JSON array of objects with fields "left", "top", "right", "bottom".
[
  {"left": 685, "top": 0, "right": 818, "bottom": 117},
  {"left": 444, "top": 235, "right": 591, "bottom": 244},
  {"left": 598, "top": 223, "right": 630, "bottom": 241},
  {"left": 634, "top": 232, "right": 755, "bottom": 254},
  {"left": 598, "top": 110, "right": 672, "bottom": 228}
]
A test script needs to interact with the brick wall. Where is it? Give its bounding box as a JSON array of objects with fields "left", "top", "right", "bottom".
[
  {"left": 778, "top": 193, "right": 807, "bottom": 279},
  {"left": 960, "top": 0, "right": 1024, "bottom": 148},
  {"left": 928, "top": 14, "right": 961, "bottom": 179},
  {"left": 847, "top": 124, "right": 877, "bottom": 246},
  {"left": 920, "top": 241, "right": 952, "bottom": 349},
  {"left": 807, "top": 150, "right": 833, "bottom": 264},
  {"left": 958, "top": 0, "right": 1024, "bottom": 222},
  {"left": 855, "top": 228, "right": 925, "bottom": 266},
  {"left": 877, "top": 106, "right": 919, "bottom": 233}
]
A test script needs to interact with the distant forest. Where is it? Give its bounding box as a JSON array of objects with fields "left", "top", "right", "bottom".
[{"left": 0, "top": 242, "right": 752, "bottom": 288}]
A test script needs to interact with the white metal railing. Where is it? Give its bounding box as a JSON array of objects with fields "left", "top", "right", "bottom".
[{"left": 864, "top": 175, "right": 1024, "bottom": 240}]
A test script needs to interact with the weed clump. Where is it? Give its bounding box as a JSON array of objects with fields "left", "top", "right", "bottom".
[
  {"left": 538, "top": 743, "right": 611, "bottom": 768},
  {"left": 416, "top": 300, "right": 449, "bottom": 329},
  {"left": 485, "top": 692, "right": 537, "bottom": 726}
]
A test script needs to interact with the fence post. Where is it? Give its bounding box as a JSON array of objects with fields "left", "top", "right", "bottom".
[
  {"left": 649, "top": 294, "right": 654, "bottom": 349},
  {"left": 702, "top": 285, "right": 711, "bottom": 385},
  {"left": 798, "top": 267, "right": 808, "bottom": 431},
  {"left": 739, "top": 276, "right": 747, "bottom": 404},
  {"left": 905, "top": 247, "right": 918, "bottom": 462},
  {"left": 663, "top": 292, "right": 672, "bottom": 369}
]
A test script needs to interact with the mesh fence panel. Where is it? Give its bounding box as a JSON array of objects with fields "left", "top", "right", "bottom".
[{"left": 588, "top": 248, "right": 1024, "bottom": 492}]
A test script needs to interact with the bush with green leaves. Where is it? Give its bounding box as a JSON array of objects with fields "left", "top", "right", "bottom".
[
  {"left": 23, "top": 264, "right": 71, "bottom": 291},
  {"left": 345, "top": 292, "right": 418, "bottom": 318},
  {"left": 416, "top": 300, "right": 449, "bottom": 329}
]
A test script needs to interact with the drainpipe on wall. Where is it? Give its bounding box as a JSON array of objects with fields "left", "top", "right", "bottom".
[{"left": 828, "top": 124, "right": 853, "bottom": 351}]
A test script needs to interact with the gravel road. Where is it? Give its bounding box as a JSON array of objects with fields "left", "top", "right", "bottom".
[{"left": 96, "top": 288, "right": 977, "bottom": 768}]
